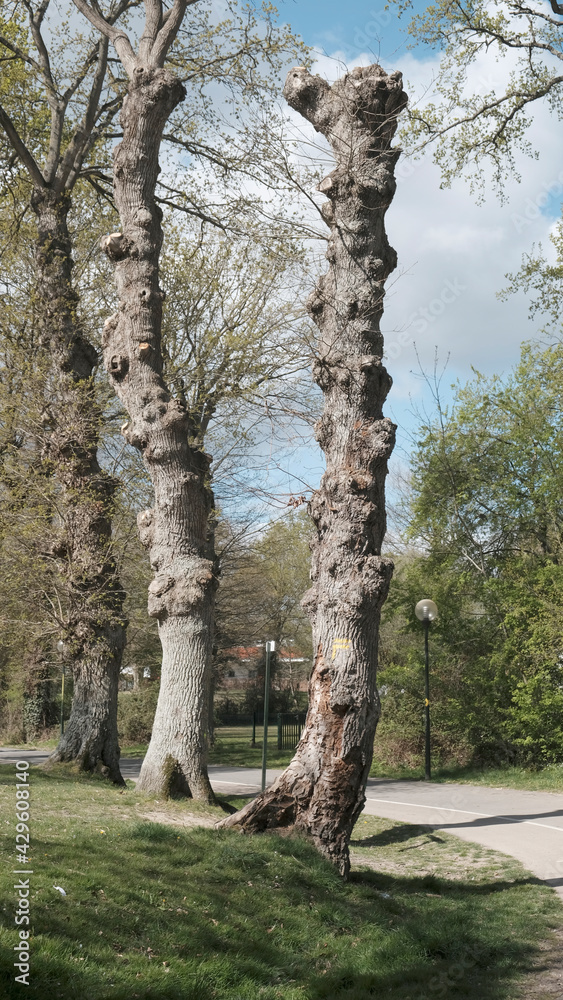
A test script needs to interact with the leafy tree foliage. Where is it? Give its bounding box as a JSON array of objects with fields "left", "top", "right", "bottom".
[
  {"left": 395, "top": 0, "right": 563, "bottom": 197},
  {"left": 380, "top": 340, "right": 563, "bottom": 767}
]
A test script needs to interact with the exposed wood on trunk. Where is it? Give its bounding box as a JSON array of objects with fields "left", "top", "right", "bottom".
[
  {"left": 218, "top": 64, "right": 407, "bottom": 875},
  {"left": 33, "top": 190, "right": 127, "bottom": 785}
]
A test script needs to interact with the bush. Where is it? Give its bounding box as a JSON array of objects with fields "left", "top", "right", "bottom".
[{"left": 118, "top": 683, "right": 160, "bottom": 744}]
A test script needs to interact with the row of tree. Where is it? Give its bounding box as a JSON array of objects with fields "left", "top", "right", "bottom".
[
  {"left": 0, "top": 0, "right": 315, "bottom": 793},
  {"left": 1, "top": 0, "right": 406, "bottom": 875},
  {"left": 2, "top": 0, "right": 562, "bottom": 876}
]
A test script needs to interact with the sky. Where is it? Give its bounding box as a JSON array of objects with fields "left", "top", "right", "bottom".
[
  {"left": 60, "top": 1, "right": 563, "bottom": 524},
  {"left": 259, "top": 0, "right": 563, "bottom": 518}
]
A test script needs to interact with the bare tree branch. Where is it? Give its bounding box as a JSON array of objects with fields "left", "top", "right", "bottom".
[
  {"left": 71, "top": 0, "right": 137, "bottom": 75},
  {"left": 56, "top": 37, "right": 110, "bottom": 192},
  {"left": 139, "top": 0, "right": 163, "bottom": 62},
  {"left": 0, "top": 103, "right": 45, "bottom": 188},
  {"left": 151, "top": 0, "right": 200, "bottom": 67}
]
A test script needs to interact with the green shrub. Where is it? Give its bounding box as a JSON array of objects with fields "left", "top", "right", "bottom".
[{"left": 117, "top": 683, "right": 160, "bottom": 743}]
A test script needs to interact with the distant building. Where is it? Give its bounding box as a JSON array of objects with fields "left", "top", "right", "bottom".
[{"left": 216, "top": 644, "right": 309, "bottom": 690}]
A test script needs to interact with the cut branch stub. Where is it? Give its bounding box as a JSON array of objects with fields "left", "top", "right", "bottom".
[
  {"left": 219, "top": 64, "right": 406, "bottom": 876},
  {"left": 101, "top": 232, "right": 130, "bottom": 260}
]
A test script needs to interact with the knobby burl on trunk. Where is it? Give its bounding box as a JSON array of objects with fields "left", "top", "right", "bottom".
[
  {"left": 101, "top": 64, "right": 217, "bottom": 801},
  {"left": 34, "top": 189, "right": 127, "bottom": 785},
  {"left": 218, "top": 64, "right": 407, "bottom": 875}
]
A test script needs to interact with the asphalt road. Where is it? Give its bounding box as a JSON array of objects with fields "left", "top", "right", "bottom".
[{"left": 2, "top": 750, "right": 562, "bottom": 900}]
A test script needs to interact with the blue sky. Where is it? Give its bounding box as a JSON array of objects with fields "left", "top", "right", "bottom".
[{"left": 276, "top": 0, "right": 417, "bottom": 65}]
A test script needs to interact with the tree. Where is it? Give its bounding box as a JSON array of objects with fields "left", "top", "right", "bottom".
[
  {"left": 395, "top": 0, "right": 563, "bottom": 198},
  {"left": 213, "top": 510, "right": 313, "bottom": 711},
  {"left": 1, "top": 0, "right": 309, "bottom": 785},
  {"left": 220, "top": 64, "right": 407, "bottom": 875},
  {"left": 0, "top": 4, "right": 131, "bottom": 781},
  {"left": 71, "top": 0, "right": 310, "bottom": 801},
  {"left": 409, "top": 342, "right": 563, "bottom": 568}
]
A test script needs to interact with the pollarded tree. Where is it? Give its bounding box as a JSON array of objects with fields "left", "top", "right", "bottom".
[
  {"left": 2, "top": 0, "right": 309, "bottom": 783},
  {"left": 71, "top": 0, "right": 311, "bottom": 800},
  {"left": 220, "top": 64, "right": 407, "bottom": 875}
]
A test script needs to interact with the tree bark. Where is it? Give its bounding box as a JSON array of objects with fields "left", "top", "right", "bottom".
[
  {"left": 101, "top": 65, "right": 217, "bottom": 801},
  {"left": 218, "top": 65, "right": 407, "bottom": 874},
  {"left": 33, "top": 190, "right": 127, "bottom": 785}
]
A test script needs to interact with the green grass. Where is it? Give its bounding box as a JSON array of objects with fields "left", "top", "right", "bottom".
[
  {"left": 208, "top": 726, "right": 295, "bottom": 768},
  {"left": 369, "top": 758, "right": 563, "bottom": 792},
  {"left": 1, "top": 763, "right": 561, "bottom": 999}
]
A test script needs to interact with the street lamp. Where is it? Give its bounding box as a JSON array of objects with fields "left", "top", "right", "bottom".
[
  {"left": 415, "top": 599, "right": 438, "bottom": 781},
  {"left": 57, "top": 640, "right": 66, "bottom": 738}
]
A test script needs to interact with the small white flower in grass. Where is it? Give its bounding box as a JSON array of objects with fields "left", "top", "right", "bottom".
[{"left": 53, "top": 886, "right": 66, "bottom": 895}]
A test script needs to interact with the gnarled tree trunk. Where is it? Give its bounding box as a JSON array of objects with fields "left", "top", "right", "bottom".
[
  {"left": 100, "top": 63, "right": 216, "bottom": 801},
  {"left": 34, "top": 190, "right": 127, "bottom": 784},
  {"left": 219, "top": 64, "right": 407, "bottom": 874}
]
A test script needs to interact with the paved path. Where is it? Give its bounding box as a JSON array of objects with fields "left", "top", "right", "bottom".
[{"left": 2, "top": 750, "right": 562, "bottom": 899}]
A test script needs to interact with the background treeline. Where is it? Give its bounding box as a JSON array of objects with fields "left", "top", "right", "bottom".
[{"left": 377, "top": 336, "right": 563, "bottom": 770}]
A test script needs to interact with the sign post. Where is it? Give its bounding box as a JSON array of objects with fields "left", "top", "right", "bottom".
[{"left": 261, "top": 641, "right": 275, "bottom": 792}]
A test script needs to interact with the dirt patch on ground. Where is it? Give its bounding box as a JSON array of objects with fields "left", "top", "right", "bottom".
[{"left": 137, "top": 809, "right": 216, "bottom": 828}]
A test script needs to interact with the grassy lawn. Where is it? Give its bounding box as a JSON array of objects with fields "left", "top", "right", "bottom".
[
  {"left": 1, "top": 763, "right": 562, "bottom": 1000},
  {"left": 208, "top": 726, "right": 294, "bottom": 769},
  {"left": 369, "top": 759, "right": 563, "bottom": 792}
]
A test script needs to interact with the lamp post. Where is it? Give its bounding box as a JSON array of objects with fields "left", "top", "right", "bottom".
[
  {"left": 414, "top": 599, "right": 438, "bottom": 781},
  {"left": 57, "top": 640, "right": 65, "bottom": 737},
  {"left": 261, "top": 641, "right": 275, "bottom": 792}
]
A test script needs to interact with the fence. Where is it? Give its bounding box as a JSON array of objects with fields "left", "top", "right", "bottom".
[
  {"left": 215, "top": 711, "right": 307, "bottom": 751},
  {"left": 276, "top": 712, "right": 307, "bottom": 750}
]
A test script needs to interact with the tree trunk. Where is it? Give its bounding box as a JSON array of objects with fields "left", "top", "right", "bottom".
[
  {"left": 33, "top": 190, "right": 127, "bottom": 785},
  {"left": 218, "top": 65, "right": 407, "bottom": 874},
  {"left": 101, "top": 66, "right": 216, "bottom": 801}
]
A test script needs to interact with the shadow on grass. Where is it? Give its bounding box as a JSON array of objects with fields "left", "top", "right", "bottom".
[
  {"left": 350, "top": 823, "right": 447, "bottom": 850},
  {"left": 2, "top": 820, "right": 559, "bottom": 999},
  {"left": 0, "top": 761, "right": 112, "bottom": 787}
]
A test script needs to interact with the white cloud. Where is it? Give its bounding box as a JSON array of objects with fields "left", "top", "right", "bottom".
[
  {"left": 311, "top": 46, "right": 562, "bottom": 423},
  {"left": 279, "top": 42, "right": 563, "bottom": 511}
]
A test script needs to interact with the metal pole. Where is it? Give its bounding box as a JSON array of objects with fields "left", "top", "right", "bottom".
[
  {"left": 60, "top": 657, "right": 66, "bottom": 738},
  {"left": 261, "top": 641, "right": 274, "bottom": 792},
  {"left": 424, "top": 619, "right": 431, "bottom": 781}
]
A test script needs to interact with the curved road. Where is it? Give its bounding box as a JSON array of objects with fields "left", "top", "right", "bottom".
[{"left": 2, "top": 750, "right": 562, "bottom": 900}]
